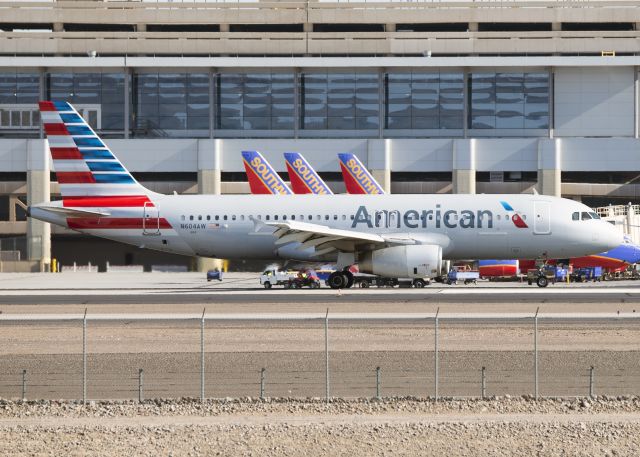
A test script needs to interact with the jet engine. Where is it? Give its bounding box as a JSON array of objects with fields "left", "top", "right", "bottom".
[{"left": 359, "top": 245, "right": 442, "bottom": 278}]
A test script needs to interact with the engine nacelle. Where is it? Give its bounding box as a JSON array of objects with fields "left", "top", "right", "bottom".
[{"left": 359, "top": 245, "right": 443, "bottom": 278}]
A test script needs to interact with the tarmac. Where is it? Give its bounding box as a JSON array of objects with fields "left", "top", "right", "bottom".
[{"left": 0, "top": 272, "right": 639, "bottom": 401}]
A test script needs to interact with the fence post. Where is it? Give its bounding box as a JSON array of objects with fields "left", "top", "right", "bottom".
[
  {"left": 534, "top": 307, "right": 539, "bottom": 400},
  {"left": 434, "top": 307, "right": 439, "bottom": 402},
  {"left": 375, "top": 367, "right": 381, "bottom": 399},
  {"left": 138, "top": 369, "right": 144, "bottom": 403},
  {"left": 200, "top": 308, "right": 206, "bottom": 403},
  {"left": 21, "top": 369, "right": 26, "bottom": 401},
  {"left": 260, "top": 368, "right": 265, "bottom": 399},
  {"left": 481, "top": 366, "right": 486, "bottom": 399},
  {"left": 589, "top": 366, "right": 594, "bottom": 398},
  {"left": 83, "top": 308, "right": 87, "bottom": 405},
  {"left": 325, "top": 309, "right": 329, "bottom": 403}
]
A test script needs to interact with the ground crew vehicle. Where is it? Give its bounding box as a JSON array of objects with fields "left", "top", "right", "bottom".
[
  {"left": 260, "top": 269, "right": 295, "bottom": 289},
  {"left": 446, "top": 266, "right": 480, "bottom": 285},
  {"left": 206, "top": 269, "right": 223, "bottom": 282},
  {"left": 527, "top": 265, "right": 567, "bottom": 287},
  {"left": 571, "top": 266, "right": 603, "bottom": 282},
  {"left": 287, "top": 270, "right": 321, "bottom": 289}
]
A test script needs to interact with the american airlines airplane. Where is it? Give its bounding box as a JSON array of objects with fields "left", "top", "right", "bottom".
[{"left": 29, "top": 101, "right": 623, "bottom": 288}]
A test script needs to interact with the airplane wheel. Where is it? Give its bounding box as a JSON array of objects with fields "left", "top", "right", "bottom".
[
  {"left": 328, "top": 272, "right": 348, "bottom": 289},
  {"left": 536, "top": 276, "right": 549, "bottom": 288},
  {"left": 344, "top": 271, "right": 354, "bottom": 288}
]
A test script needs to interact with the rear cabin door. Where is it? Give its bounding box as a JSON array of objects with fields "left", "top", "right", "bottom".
[{"left": 143, "top": 202, "right": 160, "bottom": 236}]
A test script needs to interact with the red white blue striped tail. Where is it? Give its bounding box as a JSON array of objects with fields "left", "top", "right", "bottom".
[{"left": 39, "top": 101, "right": 149, "bottom": 202}]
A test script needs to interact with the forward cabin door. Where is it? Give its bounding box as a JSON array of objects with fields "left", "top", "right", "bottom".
[
  {"left": 143, "top": 202, "right": 160, "bottom": 236},
  {"left": 533, "top": 201, "right": 551, "bottom": 235}
]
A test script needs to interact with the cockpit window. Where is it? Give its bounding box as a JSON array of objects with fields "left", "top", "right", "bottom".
[
  {"left": 581, "top": 212, "right": 591, "bottom": 221},
  {"left": 572, "top": 212, "right": 579, "bottom": 221},
  {"left": 589, "top": 212, "right": 600, "bottom": 220}
]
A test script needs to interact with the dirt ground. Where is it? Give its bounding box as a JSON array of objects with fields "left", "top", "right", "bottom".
[{"left": 1, "top": 398, "right": 639, "bottom": 456}]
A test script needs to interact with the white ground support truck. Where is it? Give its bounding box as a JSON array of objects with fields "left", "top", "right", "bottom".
[{"left": 260, "top": 269, "right": 296, "bottom": 289}]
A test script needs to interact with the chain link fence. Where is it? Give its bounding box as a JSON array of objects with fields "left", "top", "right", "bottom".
[{"left": 0, "top": 313, "right": 639, "bottom": 402}]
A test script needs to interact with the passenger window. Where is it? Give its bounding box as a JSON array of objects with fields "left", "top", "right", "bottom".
[
  {"left": 274, "top": 215, "right": 279, "bottom": 220},
  {"left": 496, "top": 215, "right": 501, "bottom": 221},
  {"left": 350, "top": 215, "right": 354, "bottom": 220},
  {"left": 308, "top": 215, "right": 312, "bottom": 220},
  {"left": 581, "top": 212, "right": 591, "bottom": 221},
  {"left": 232, "top": 215, "right": 236, "bottom": 221},
  {"left": 198, "top": 215, "right": 202, "bottom": 221},
  {"left": 181, "top": 215, "right": 185, "bottom": 221},
  {"left": 215, "top": 215, "right": 219, "bottom": 221},
  {"left": 506, "top": 215, "right": 510, "bottom": 220},
  {"left": 241, "top": 215, "right": 245, "bottom": 221},
  {"left": 572, "top": 212, "right": 579, "bottom": 221},
  {"left": 258, "top": 215, "right": 262, "bottom": 220},
  {"left": 333, "top": 215, "right": 338, "bottom": 220},
  {"left": 522, "top": 215, "right": 526, "bottom": 220},
  {"left": 206, "top": 215, "right": 211, "bottom": 221},
  {"left": 283, "top": 215, "right": 287, "bottom": 220},
  {"left": 342, "top": 215, "right": 346, "bottom": 221},
  {"left": 189, "top": 215, "right": 194, "bottom": 221},
  {"left": 223, "top": 215, "right": 228, "bottom": 221},
  {"left": 317, "top": 215, "right": 321, "bottom": 220},
  {"left": 266, "top": 215, "right": 270, "bottom": 221},
  {"left": 325, "top": 215, "right": 329, "bottom": 220},
  {"left": 292, "top": 215, "right": 296, "bottom": 220}
]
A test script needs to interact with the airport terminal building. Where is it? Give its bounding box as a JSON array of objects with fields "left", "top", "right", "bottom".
[{"left": 1, "top": 0, "right": 640, "bottom": 270}]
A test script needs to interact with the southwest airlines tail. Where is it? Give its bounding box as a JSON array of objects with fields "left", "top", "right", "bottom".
[
  {"left": 283, "top": 152, "right": 333, "bottom": 195},
  {"left": 39, "top": 100, "right": 151, "bottom": 204},
  {"left": 337, "top": 153, "right": 385, "bottom": 195},
  {"left": 241, "top": 150, "right": 292, "bottom": 195}
]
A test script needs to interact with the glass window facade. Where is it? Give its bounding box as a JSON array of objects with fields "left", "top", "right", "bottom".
[
  {"left": 0, "top": 73, "right": 39, "bottom": 104},
  {"left": 385, "top": 72, "right": 464, "bottom": 130},
  {"left": 470, "top": 72, "right": 549, "bottom": 129},
  {"left": 216, "top": 73, "right": 294, "bottom": 130},
  {"left": 300, "top": 72, "right": 379, "bottom": 130},
  {"left": 134, "top": 73, "right": 209, "bottom": 137},
  {"left": 47, "top": 72, "right": 126, "bottom": 132}
]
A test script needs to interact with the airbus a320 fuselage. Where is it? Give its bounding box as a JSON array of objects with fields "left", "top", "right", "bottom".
[{"left": 29, "top": 102, "right": 623, "bottom": 287}]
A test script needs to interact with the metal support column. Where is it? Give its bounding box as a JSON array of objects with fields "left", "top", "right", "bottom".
[
  {"left": 434, "top": 307, "right": 440, "bottom": 402},
  {"left": 589, "top": 366, "right": 594, "bottom": 398},
  {"left": 83, "top": 308, "right": 87, "bottom": 404},
  {"left": 124, "top": 68, "right": 130, "bottom": 139},
  {"left": 325, "top": 309, "right": 329, "bottom": 403},
  {"left": 209, "top": 69, "right": 216, "bottom": 139},
  {"left": 200, "top": 308, "right": 206, "bottom": 403},
  {"left": 294, "top": 68, "right": 300, "bottom": 139},
  {"left": 138, "top": 369, "right": 144, "bottom": 403},
  {"left": 22, "top": 369, "right": 26, "bottom": 401},
  {"left": 463, "top": 69, "right": 469, "bottom": 138},
  {"left": 375, "top": 367, "right": 381, "bottom": 399},
  {"left": 534, "top": 307, "right": 539, "bottom": 400},
  {"left": 378, "top": 68, "right": 385, "bottom": 138},
  {"left": 260, "top": 368, "right": 266, "bottom": 399},
  {"left": 481, "top": 366, "right": 486, "bottom": 399}
]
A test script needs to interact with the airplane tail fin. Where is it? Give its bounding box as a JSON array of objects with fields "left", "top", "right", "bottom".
[
  {"left": 39, "top": 101, "right": 152, "bottom": 205},
  {"left": 241, "top": 150, "right": 292, "bottom": 195},
  {"left": 283, "top": 152, "right": 333, "bottom": 195},
  {"left": 337, "top": 153, "right": 385, "bottom": 195}
]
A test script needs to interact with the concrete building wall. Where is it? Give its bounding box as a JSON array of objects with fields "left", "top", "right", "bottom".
[{"left": 555, "top": 67, "right": 635, "bottom": 137}]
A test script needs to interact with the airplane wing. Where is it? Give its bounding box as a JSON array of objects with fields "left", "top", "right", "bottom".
[{"left": 265, "top": 220, "right": 417, "bottom": 256}]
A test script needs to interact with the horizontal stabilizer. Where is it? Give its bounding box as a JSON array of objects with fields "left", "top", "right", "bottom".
[{"left": 33, "top": 205, "right": 111, "bottom": 218}]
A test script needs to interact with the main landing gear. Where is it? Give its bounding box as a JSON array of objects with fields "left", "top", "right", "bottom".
[{"left": 328, "top": 269, "right": 354, "bottom": 289}]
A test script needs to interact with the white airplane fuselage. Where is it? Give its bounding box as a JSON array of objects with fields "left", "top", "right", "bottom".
[{"left": 31, "top": 192, "right": 623, "bottom": 262}]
